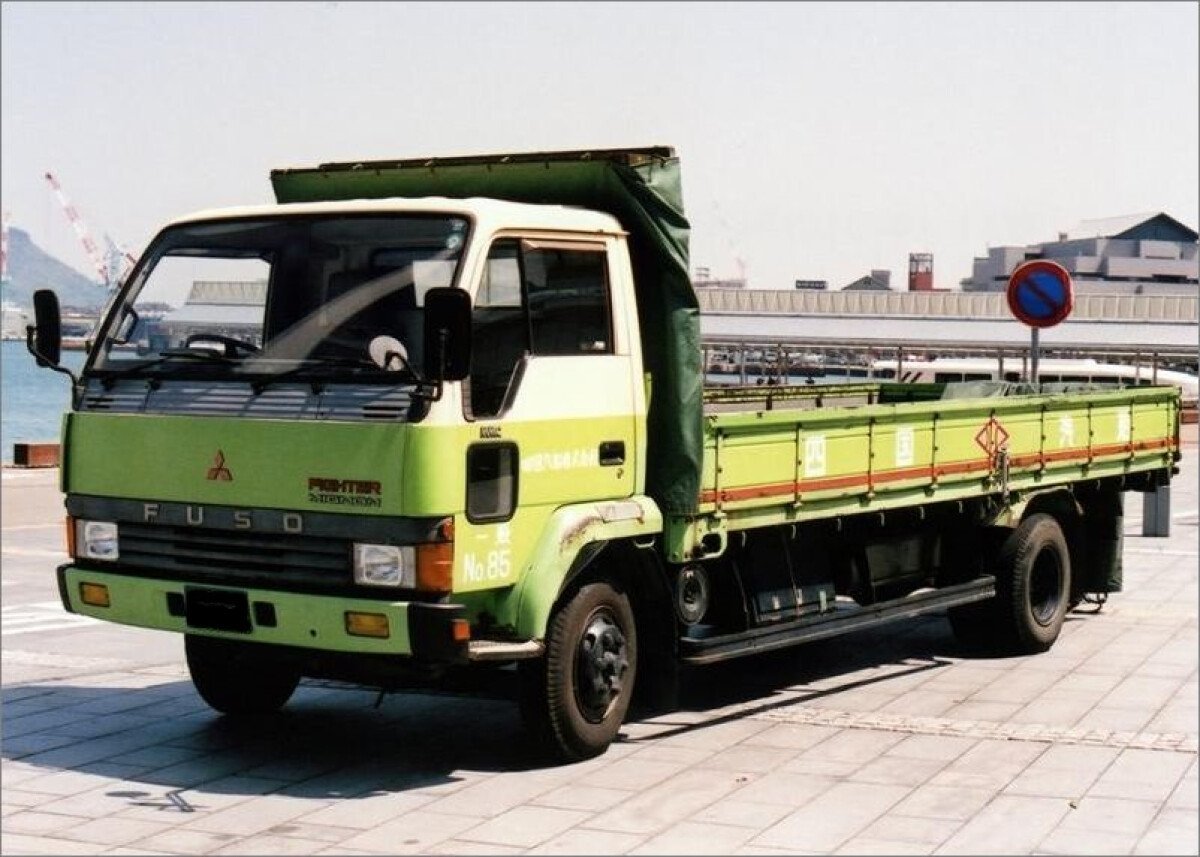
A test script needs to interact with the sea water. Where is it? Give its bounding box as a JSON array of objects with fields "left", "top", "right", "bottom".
[{"left": 1, "top": 340, "right": 86, "bottom": 463}]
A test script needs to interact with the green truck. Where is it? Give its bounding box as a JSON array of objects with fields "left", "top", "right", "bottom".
[{"left": 28, "top": 147, "right": 1181, "bottom": 761}]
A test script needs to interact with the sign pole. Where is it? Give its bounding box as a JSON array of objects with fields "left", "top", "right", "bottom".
[{"left": 1030, "top": 327, "right": 1039, "bottom": 384}]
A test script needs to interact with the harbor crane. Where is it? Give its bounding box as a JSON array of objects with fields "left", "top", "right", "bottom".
[{"left": 44, "top": 171, "right": 135, "bottom": 289}]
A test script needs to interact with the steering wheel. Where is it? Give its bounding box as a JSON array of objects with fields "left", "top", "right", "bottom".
[{"left": 184, "top": 333, "right": 261, "bottom": 358}]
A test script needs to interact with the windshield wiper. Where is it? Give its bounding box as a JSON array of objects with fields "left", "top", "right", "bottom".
[
  {"left": 92, "top": 347, "right": 237, "bottom": 386},
  {"left": 247, "top": 355, "right": 422, "bottom": 394}
]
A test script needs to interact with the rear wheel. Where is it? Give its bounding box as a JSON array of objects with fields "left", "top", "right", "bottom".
[
  {"left": 949, "top": 514, "right": 1071, "bottom": 655},
  {"left": 520, "top": 580, "right": 637, "bottom": 762},
  {"left": 998, "top": 513, "right": 1071, "bottom": 653},
  {"left": 185, "top": 635, "right": 300, "bottom": 716}
]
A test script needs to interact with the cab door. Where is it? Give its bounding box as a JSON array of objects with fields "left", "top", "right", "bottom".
[{"left": 456, "top": 234, "right": 639, "bottom": 592}]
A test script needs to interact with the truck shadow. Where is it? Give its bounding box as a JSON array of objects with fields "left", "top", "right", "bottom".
[{"left": 1, "top": 612, "right": 1079, "bottom": 803}]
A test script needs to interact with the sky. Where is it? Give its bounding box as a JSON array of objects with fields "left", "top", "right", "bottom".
[{"left": 2, "top": 1, "right": 1197, "bottom": 292}]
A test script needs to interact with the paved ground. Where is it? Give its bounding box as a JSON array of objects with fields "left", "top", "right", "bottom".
[{"left": 2, "top": 429, "right": 1196, "bottom": 856}]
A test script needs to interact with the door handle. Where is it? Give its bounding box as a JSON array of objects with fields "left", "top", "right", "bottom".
[{"left": 599, "top": 441, "right": 625, "bottom": 466}]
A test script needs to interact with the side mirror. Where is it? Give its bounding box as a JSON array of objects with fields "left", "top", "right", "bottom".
[
  {"left": 28, "top": 289, "right": 63, "bottom": 368},
  {"left": 424, "top": 287, "right": 472, "bottom": 382}
]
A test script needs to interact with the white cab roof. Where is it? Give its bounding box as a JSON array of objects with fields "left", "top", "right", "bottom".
[{"left": 165, "top": 196, "right": 626, "bottom": 236}]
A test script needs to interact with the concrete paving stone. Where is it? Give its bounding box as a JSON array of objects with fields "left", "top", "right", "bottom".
[
  {"left": 337, "top": 809, "right": 480, "bottom": 853},
  {"left": 656, "top": 716, "right": 774, "bottom": 751},
  {"left": 106, "top": 780, "right": 257, "bottom": 820},
  {"left": 878, "top": 691, "right": 960, "bottom": 717},
  {"left": 421, "top": 771, "right": 570, "bottom": 819},
  {"left": 835, "top": 835, "right": 936, "bottom": 854},
  {"left": 619, "top": 743, "right": 715, "bottom": 766},
  {"left": 100, "top": 847, "right": 180, "bottom": 855},
  {"left": 936, "top": 794, "right": 1071, "bottom": 854},
  {"left": 130, "top": 753, "right": 274, "bottom": 790},
  {"left": 179, "top": 794, "right": 316, "bottom": 837},
  {"left": 17, "top": 730, "right": 168, "bottom": 771},
  {"left": 1, "top": 760, "right": 51, "bottom": 786},
  {"left": 1165, "top": 770, "right": 1199, "bottom": 811},
  {"left": 1051, "top": 672, "right": 1124, "bottom": 696},
  {"left": 940, "top": 700, "right": 1024, "bottom": 722},
  {"left": 1004, "top": 745, "right": 1120, "bottom": 799},
  {"left": 13, "top": 768, "right": 135, "bottom": 798},
  {"left": 424, "top": 840, "right": 525, "bottom": 855},
  {"left": 690, "top": 797, "right": 794, "bottom": 830},
  {"left": 1074, "top": 706, "right": 1156, "bottom": 734},
  {"left": 1010, "top": 691, "right": 1104, "bottom": 727},
  {"left": 858, "top": 812, "right": 957, "bottom": 846},
  {"left": 1133, "top": 807, "right": 1199, "bottom": 856},
  {"left": 258, "top": 820, "right": 362, "bottom": 844},
  {"left": 724, "top": 770, "right": 837, "bottom": 808},
  {"left": 796, "top": 727, "right": 905, "bottom": 763},
  {"left": 1, "top": 788, "right": 60, "bottom": 808},
  {"left": 740, "top": 723, "right": 841, "bottom": 751},
  {"left": 851, "top": 754, "right": 951, "bottom": 788},
  {"left": 884, "top": 734, "right": 978, "bottom": 763},
  {"left": 700, "top": 744, "right": 799, "bottom": 774},
  {"left": 1, "top": 809, "right": 93, "bottom": 835},
  {"left": 531, "top": 783, "right": 635, "bottom": 813},
  {"left": 300, "top": 790, "right": 437, "bottom": 830},
  {"left": 628, "top": 819, "right": 756, "bottom": 855},
  {"left": 927, "top": 738, "right": 1047, "bottom": 791},
  {"left": 1102, "top": 676, "right": 1186, "bottom": 711},
  {"left": 104, "top": 745, "right": 207, "bottom": 770},
  {"left": 1053, "top": 795, "right": 1160, "bottom": 837},
  {"left": 52, "top": 815, "right": 175, "bottom": 847},
  {"left": 526, "top": 827, "right": 647, "bottom": 855},
  {"left": 0, "top": 708, "right": 96, "bottom": 738},
  {"left": 891, "top": 784, "right": 997, "bottom": 822},
  {"left": 208, "top": 832, "right": 345, "bottom": 855},
  {"left": 734, "top": 846, "right": 825, "bottom": 856},
  {"left": 1145, "top": 704, "right": 1200, "bottom": 735},
  {"left": 1, "top": 731, "right": 90, "bottom": 758},
  {"left": 752, "top": 781, "right": 911, "bottom": 852},
  {"left": 1034, "top": 826, "right": 1139, "bottom": 855},
  {"left": 0, "top": 831, "right": 110, "bottom": 855},
  {"left": 134, "top": 826, "right": 242, "bottom": 854},
  {"left": 972, "top": 670, "right": 1065, "bottom": 705},
  {"left": 456, "top": 805, "right": 590, "bottom": 848},
  {"left": 1087, "top": 748, "right": 1194, "bottom": 802},
  {"left": 50, "top": 712, "right": 159, "bottom": 740},
  {"left": 585, "top": 767, "right": 746, "bottom": 835},
  {"left": 778, "top": 754, "right": 864, "bottom": 778},
  {"left": 578, "top": 756, "right": 689, "bottom": 792}
]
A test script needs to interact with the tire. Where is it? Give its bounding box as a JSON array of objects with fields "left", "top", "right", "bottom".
[
  {"left": 948, "top": 514, "right": 1071, "bottom": 655},
  {"left": 519, "top": 580, "right": 637, "bottom": 762},
  {"left": 996, "top": 513, "right": 1071, "bottom": 654},
  {"left": 185, "top": 635, "right": 300, "bottom": 716}
]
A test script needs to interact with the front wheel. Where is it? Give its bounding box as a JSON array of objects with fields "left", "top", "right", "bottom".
[
  {"left": 185, "top": 635, "right": 300, "bottom": 716},
  {"left": 520, "top": 580, "right": 638, "bottom": 762}
]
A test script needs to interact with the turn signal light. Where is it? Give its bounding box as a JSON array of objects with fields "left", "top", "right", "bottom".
[
  {"left": 79, "top": 582, "right": 111, "bottom": 608},
  {"left": 451, "top": 618, "right": 471, "bottom": 642},
  {"left": 344, "top": 611, "right": 390, "bottom": 638},
  {"left": 416, "top": 542, "right": 454, "bottom": 593}
]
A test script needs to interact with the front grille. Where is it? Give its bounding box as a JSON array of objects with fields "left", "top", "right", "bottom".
[{"left": 118, "top": 523, "right": 349, "bottom": 588}]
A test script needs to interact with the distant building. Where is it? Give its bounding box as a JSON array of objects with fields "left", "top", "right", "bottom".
[
  {"left": 693, "top": 277, "right": 746, "bottom": 289},
  {"left": 961, "top": 212, "right": 1198, "bottom": 295},
  {"left": 151, "top": 280, "right": 267, "bottom": 350},
  {"left": 794, "top": 279, "right": 828, "bottom": 290},
  {"left": 843, "top": 269, "right": 892, "bottom": 291},
  {"left": 908, "top": 253, "right": 934, "bottom": 291}
]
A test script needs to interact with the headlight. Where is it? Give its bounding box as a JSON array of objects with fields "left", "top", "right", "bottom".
[
  {"left": 353, "top": 543, "right": 415, "bottom": 587},
  {"left": 76, "top": 520, "right": 119, "bottom": 561}
]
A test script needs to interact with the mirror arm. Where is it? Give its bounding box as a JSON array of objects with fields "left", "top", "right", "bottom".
[
  {"left": 413, "top": 328, "right": 448, "bottom": 403},
  {"left": 25, "top": 325, "right": 78, "bottom": 385}
]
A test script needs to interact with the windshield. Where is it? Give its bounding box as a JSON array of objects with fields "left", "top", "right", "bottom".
[{"left": 89, "top": 214, "right": 469, "bottom": 381}]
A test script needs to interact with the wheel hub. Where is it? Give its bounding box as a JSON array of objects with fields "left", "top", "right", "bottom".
[{"left": 575, "top": 609, "right": 629, "bottom": 723}]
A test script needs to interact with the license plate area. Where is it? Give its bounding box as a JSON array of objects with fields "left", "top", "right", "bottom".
[{"left": 185, "top": 587, "right": 252, "bottom": 633}]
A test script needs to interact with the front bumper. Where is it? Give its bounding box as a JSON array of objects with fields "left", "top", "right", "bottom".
[{"left": 57, "top": 565, "right": 468, "bottom": 664}]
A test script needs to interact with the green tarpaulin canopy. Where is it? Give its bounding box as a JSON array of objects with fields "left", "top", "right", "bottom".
[{"left": 270, "top": 147, "right": 702, "bottom": 514}]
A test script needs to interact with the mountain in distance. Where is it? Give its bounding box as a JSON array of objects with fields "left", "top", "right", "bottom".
[{"left": 2, "top": 227, "right": 109, "bottom": 311}]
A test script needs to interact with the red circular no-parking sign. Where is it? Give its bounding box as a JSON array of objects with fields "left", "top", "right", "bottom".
[{"left": 1006, "top": 260, "right": 1074, "bottom": 329}]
